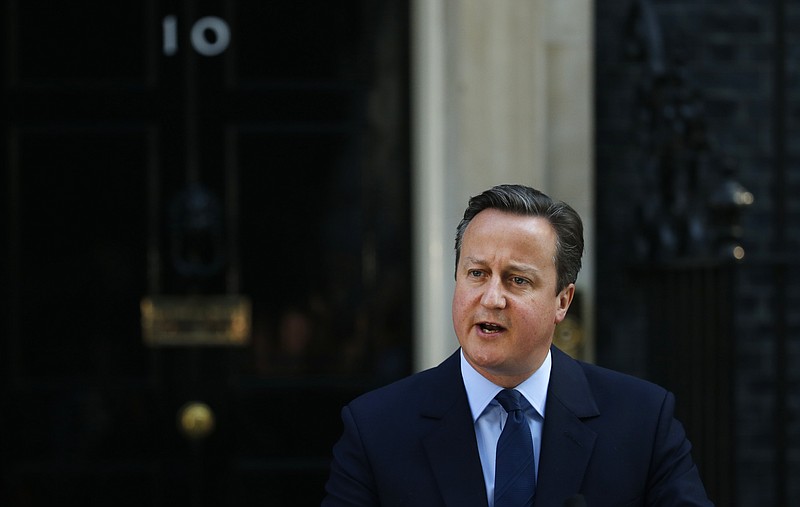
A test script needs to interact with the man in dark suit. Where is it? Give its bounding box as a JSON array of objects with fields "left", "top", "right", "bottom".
[{"left": 322, "top": 184, "right": 712, "bottom": 506}]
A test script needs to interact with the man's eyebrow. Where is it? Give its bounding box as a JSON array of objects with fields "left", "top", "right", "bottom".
[
  {"left": 506, "top": 262, "right": 541, "bottom": 276},
  {"left": 463, "top": 257, "right": 542, "bottom": 275},
  {"left": 463, "top": 256, "right": 485, "bottom": 265}
]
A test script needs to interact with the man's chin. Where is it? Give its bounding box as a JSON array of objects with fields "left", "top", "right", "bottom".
[{"left": 463, "top": 347, "right": 507, "bottom": 372}]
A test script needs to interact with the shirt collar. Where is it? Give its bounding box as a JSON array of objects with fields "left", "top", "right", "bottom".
[{"left": 460, "top": 348, "right": 551, "bottom": 422}]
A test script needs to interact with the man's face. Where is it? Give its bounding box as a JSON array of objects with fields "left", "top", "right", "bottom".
[{"left": 452, "top": 208, "right": 574, "bottom": 387}]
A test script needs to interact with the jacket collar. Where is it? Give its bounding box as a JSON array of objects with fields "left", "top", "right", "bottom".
[
  {"left": 417, "top": 347, "right": 600, "bottom": 507},
  {"left": 420, "top": 350, "right": 489, "bottom": 507},
  {"left": 534, "top": 346, "right": 600, "bottom": 505}
]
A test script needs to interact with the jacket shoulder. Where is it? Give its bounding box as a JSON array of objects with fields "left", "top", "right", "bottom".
[
  {"left": 347, "top": 349, "right": 462, "bottom": 418},
  {"left": 578, "top": 360, "right": 667, "bottom": 397}
]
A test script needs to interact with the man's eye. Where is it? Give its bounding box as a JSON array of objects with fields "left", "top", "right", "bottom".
[
  {"left": 511, "top": 276, "right": 528, "bottom": 285},
  {"left": 469, "top": 270, "right": 484, "bottom": 278}
]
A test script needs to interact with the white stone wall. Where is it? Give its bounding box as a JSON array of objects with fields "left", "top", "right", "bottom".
[{"left": 412, "top": 0, "right": 594, "bottom": 370}]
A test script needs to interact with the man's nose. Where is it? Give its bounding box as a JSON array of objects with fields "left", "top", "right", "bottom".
[{"left": 480, "top": 278, "right": 507, "bottom": 309}]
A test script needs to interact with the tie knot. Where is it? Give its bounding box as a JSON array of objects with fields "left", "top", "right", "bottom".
[{"left": 495, "top": 389, "right": 524, "bottom": 413}]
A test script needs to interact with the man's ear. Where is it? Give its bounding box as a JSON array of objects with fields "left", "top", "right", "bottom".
[{"left": 555, "top": 283, "right": 576, "bottom": 323}]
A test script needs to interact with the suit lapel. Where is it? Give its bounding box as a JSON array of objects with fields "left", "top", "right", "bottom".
[
  {"left": 420, "top": 351, "right": 488, "bottom": 507},
  {"left": 534, "top": 347, "right": 600, "bottom": 506}
]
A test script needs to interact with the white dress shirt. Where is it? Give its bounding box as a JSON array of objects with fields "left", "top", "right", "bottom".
[{"left": 460, "top": 349, "right": 551, "bottom": 507}]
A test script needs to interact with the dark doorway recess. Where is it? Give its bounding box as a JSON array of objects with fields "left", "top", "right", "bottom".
[{"left": 1, "top": 1, "right": 411, "bottom": 505}]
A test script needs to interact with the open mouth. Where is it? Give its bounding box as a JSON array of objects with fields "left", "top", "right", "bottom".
[{"left": 478, "top": 322, "right": 505, "bottom": 334}]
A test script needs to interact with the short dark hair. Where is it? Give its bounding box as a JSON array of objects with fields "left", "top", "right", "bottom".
[{"left": 454, "top": 184, "right": 584, "bottom": 293}]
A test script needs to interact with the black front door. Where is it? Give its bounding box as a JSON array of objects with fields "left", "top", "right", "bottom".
[{"left": 1, "top": 1, "right": 411, "bottom": 505}]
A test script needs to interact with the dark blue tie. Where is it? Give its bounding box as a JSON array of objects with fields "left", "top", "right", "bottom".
[{"left": 494, "top": 389, "right": 535, "bottom": 507}]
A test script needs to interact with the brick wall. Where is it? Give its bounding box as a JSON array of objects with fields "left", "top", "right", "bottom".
[{"left": 595, "top": 1, "right": 799, "bottom": 505}]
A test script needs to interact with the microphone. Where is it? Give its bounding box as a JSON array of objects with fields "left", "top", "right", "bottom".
[{"left": 563, "top": 494, "right": 586, "bottom": 507}]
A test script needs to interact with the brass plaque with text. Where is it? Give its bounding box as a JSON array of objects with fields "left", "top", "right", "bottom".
[{"left": 141, "top": 295, "right": 251, "bottom": 346}]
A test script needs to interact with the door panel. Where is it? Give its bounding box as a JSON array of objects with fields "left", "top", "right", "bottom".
[
  {"left": 12, "top": 128, "right": 149, "bottom": 378},
  {"left": 13, "top": 1, "right": 148, "bottom": 83},
  {"left": 2, "top": 1, "right": 411, "bottom": 505}
]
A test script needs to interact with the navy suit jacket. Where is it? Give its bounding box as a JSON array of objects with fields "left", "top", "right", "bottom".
[{"left": 322, "top": 346, "right": 713, "bottom": 506}]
